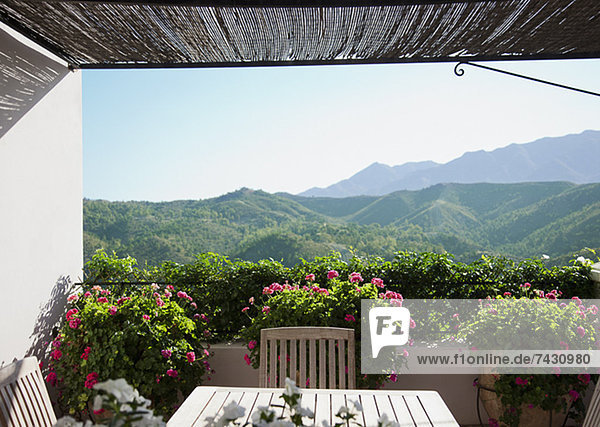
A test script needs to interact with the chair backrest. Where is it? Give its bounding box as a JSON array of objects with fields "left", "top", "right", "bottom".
[
  {"left": 583, "top": 379, "right": 600, "bottom": 427},
  {"left": 259, "top": 327, "right": 355, "bottom": 389},
  {"left": 0, "top": 357, "right": 56, "bottom": 427}
]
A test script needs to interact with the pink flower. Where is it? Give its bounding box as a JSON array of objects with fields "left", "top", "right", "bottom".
[
  {"left": 108, "top": 306, "right": 118, "bottom": 315},
  {"left": 81, "top": 346, "right": 91, "bottom": 360},
  {"left": 349, "top": 272, "right": 363, "bottom": 283},
  {"left": 244, "top": 354, "right": 251, "bottom": 365},
  {"left": 203, "top": 349, "right": 210, "bottom": 357},
  {"left": 248, "top": 340, "right": 257, "bottom": 350},
  {"left": 241, "top": 307, "right": 249, "bottom": 313},
  {"left": 488, "top": 418, "right": 499, "bottom": 427},
  {"left": 67, "top": 294, "right": 79, "bottom": 302},
  {"left": 559, "top": 341, "right": 569, "bottom": 350},
  {"left": 193, "top": 314, "right": 200, "bottom": 320},
  {"left": 177, "top": 291, "right": 188, "bottom": 299},
  {"left": 389, "top": 373, "right": 397, "bottom": 382},
  {"left": 262, "top": 306, "right": 270, "bottom": 314},
  {"left": 569, "top": 390, "right": 580, "bottom": 401},
  {"left": 200, "top": 314, "right": 208, "bottom": 322},
  {"left": 85, "top": 372, "right": 98, "bottom": 389},
  {"left": 515, "top": 377, "right": 528, "bottom": 387},
  {"left": 167, "top": 285, "right": 175, "bottom": 291},
  {"left": 327, "top": 270, "right": 339, "bottom": 279},
  {"left": 249, "top": 297, "right": 255, "bottom": 305},
  {"left": 578, "top": 373, "right": 591, "bottom": 385},
  {"left": 191, "top": 302, "right": 197, "bottom": 309},
  {"left": 100, "top": 289, "right": 111, "bottom": 295},
  {"left": 66, "top": 308, "right": 79, "bottom": 320},
  {"left": 161, "top": 349, "right": 172, "bottom": 358},
  {"left": 590, "top": 305, "right": 599, "bottom": 315},
  {"left": 572, "top": 296, "right": 583, "bottom": 306},
  {"left": 84, "top": 291, "right": 92, "bottom": 298},
  {"left": 46, "top": 372, "right": 57, "bottom": 386},
  {"left": 305, "top": 274, "right": 316, "bottom": 281},
  {"left": 166, "top": 369, "right": 178, "bottom": 378},
  {"left": 371, "top": 278, "right": 384, "bottom": 288},
  {"left": 51, "top": 349, "right": 62, "bottom": 360},
  {"left": 520, "top": 282, "right": 531, "bottom": 288},
  {"left": 409, "top": 318, "right": 416, "bottom": 329},
  {"left": 186, "top": 352, "right": 196, "bottom": 363},
  {"left": 503, "top": 292, "right": 511, "bottom": 297},
  {"left": 97, "top": 297, "right": 108, "bottom": 304},
  {"left": 546, "top": 293, "right": 557, "bottom": 301},
  {"left": 402, "top": 349, "right": 409, "bottom": 357},
  {"left": 117, "top": 297, "right": 131, "bottom": 305},
  {"left": 142, "top": 314, "right": 150, "bottom": 321},
  {"left": 577, "top": 326, "right": 586, "bottom": 337},
  {"left": 69, "top": 318, "right": 81, "bottom": 329},
  {"left": 164, "top": 290, "right": 172, "bottom": 298},
  {"left": 156, "top": 298, "right": 165, "bottom": 307},
  {"left": 345, "top": 314, "right": 356, "bottom": 322}
]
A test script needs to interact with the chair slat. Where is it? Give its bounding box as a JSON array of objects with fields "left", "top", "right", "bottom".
[
  {"left": 278, "top": 339, "right": 287, "bottom": 387},
  {"left": 289, "top": 340, "right": 297, "bottom": 384},
  {"left": 319, "top": 339, "right": 326, "bottom": 389},
  {"left": 259, "top": 330, "right": 268, "bottom": 387},
  {"left": 309, "top": 339, "right": 317, "bottom": 389},
  {"left": 21, "top": 374, "right": 46, "bottom": 426},
  {"left": 583, "top": 380, "right": 600, "bottom": 427},
  {"left": 338, "top": 339, "right": 346, "bottom": 389},
  {"left": 328, "top": 340, "right": 335, "bottom": 388},
  {"left": 299, "top": 339, "right": 306, "bottom": 388},
  {"left": 269, "top": 339, "right": 277, "bottom": 387}
]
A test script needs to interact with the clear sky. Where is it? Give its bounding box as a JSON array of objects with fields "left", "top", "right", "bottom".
[{"left": 83, "top": 59, "right": 600, "bottom": 202}]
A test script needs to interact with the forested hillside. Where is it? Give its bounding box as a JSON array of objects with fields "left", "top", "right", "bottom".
[{"left": 84, "top": 182, "right": 600, "bottom": 266}]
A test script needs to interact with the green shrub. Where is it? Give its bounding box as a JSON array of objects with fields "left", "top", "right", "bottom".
[{"left": 46, "top": 283, "right": 212, "bottom": 419}]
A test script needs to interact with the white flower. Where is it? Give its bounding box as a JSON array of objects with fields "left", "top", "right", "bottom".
[
  {"left": 284, "top": 378, "right": 301, "bottom": 397},
  {"left": 222, "top": 401, "right": 245, "bottom": 421},
  {"left": 53, "top": 416, "right": 83, "bottom": 427},
  {"left": 94, "top": 378, "right": 140, "bottom": 404},
  {"left": 296, "top": 406, "right": 314, "bottom": 418},
  {"left": 541, "top": 254, "right": 550, "bottom": 260},
  {"left": 377, "top": 413, "right": 400, "bottom": 427},
  {"left": 268, "top": 421, "right": 295, "bottom": 427},
  {"left": 577, "top": 256, "right": 586, "bottom": 263},
  {"left": 92, "top": 395, "right": 104, "bottom": 411}
]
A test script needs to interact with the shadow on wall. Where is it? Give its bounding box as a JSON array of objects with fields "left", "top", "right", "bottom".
[
  {"left": 27, "top": 276, "right": 72, "bottom": 368},
  {"left": 0, "top": 27, "right": 69, "bottom": 139}
]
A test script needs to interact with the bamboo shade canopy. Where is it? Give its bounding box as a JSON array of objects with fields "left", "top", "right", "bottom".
[{"left": 1, "top": 0, "right": 599, "bottom": 69}]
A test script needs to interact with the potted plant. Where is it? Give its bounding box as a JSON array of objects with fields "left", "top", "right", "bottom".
[{"left": 459, "top": 286, "right": 598, "bottom": 426}]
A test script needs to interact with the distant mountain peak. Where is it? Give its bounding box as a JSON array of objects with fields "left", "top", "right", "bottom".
[{"left": 299, "top": 130, "right": 600, "bottom": 198}]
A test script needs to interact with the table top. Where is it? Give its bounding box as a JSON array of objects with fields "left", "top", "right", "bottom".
[{"left": 168, "top": 386, "right": 459, "bottom": 426}]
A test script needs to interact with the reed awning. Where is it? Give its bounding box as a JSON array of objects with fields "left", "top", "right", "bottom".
[{"left": 1, "top": 0, "right": 599, "bottom": 69}]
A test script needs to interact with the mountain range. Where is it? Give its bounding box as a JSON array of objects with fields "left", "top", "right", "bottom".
[
  {"left": 84, "top": 182, "right": 600, "bottom": 267},
  {"left": 299, "top": 130, "right": 600, "bottom": 197}
]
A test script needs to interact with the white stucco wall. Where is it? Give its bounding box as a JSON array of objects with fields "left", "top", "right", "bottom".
[{"left": 0, "top": 24, "right": 82, "bottom": 365}]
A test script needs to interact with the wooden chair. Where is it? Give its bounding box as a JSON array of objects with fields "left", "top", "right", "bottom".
[
  {"left": 259, "top": 327, "right": 355, "bottom": 389},
  {"left": 0, "top": 357, "right": 56, "bottom": 426},
  {"left": 583, "top": 378, "right": 600, "bottom": 427}
]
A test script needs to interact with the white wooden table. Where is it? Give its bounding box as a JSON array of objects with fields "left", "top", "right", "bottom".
[{"left": 168, "top": 386, "right": 459, "bottom": 426}]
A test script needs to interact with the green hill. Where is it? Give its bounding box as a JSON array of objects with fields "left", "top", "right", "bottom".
[{"left": 84, "top": 182, "right": 600, "bottom": 266}]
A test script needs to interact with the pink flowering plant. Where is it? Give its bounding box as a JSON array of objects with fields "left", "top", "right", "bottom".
[
  {"left": 240, "top": 272, "right": 404, "bottom": 389},
  {"left": 45, "top": 282, "right": 213, "bottom": 419},
  {"left": 460, "top": 286, "right": 599, "bottom": 426}
]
